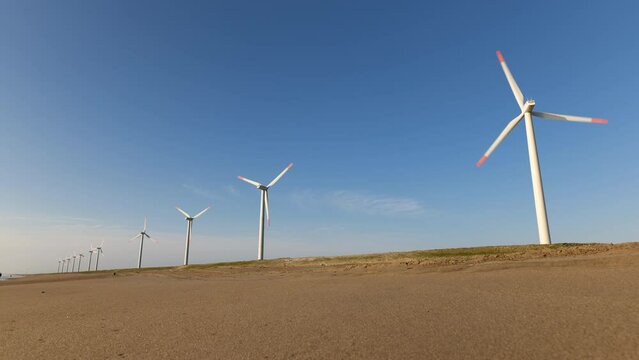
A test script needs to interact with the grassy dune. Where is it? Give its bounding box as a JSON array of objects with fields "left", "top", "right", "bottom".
[{"left": 119, "top": 242, "right": 625, "bottom": 274}]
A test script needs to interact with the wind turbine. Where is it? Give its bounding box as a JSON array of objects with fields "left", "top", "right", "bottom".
[
  {"left": 87, "top": 245, "right": 96, "bottom": 271},
  {"left": 477, "top": 51, "right": 608, "bottom": 245},
  {"left": 129, "top": 217, "right": 156, "bottom": 269},
  {"left": 71, "top": 253, "right": 77, "bottom": 272},
  {"left": 238, "top": 163, "right": 294, "bottom": 260},
  {"left": 94, "top": 241, "right": 104, "bottom": 271},
  {"left": 65, "top": 257, "right": 71, "bottom": 272},
  {"left": 57, "top": 259, "right": 62, "bottom": 273},
  {"left": 77, "top": 253, "right": 84, "bottom": 272},
  {"left": 176, "top": 207, "right": 210, "bottom": 266}
]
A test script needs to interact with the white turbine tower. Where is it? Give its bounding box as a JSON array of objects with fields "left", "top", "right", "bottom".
[
  {"left": 129, "top": 217, "right": 156, "bottom": 269},
  {"left": 65, "top": 257, "right": 71, "bottom": 273},
  {"left": 77, "top": 253, "right": 84, "bottom": 272},
  {"left": 176, "top": 207, "right": 210, "bottom": 266},
  {"left": 477, "top": 50, "right": 608, "bottom": 245},
  {"left": 94, "top": 242, "right": 104, "bottom": 271},
  {"left": 71, "top": 253, "right": 77, "bottom": 272},
  {"left": 238, "top": 163, "right": 294, "bottom": 260}
]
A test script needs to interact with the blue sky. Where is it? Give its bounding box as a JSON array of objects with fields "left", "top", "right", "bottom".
[{"left": 1, "top": 0, "right": 637, "bottom": 274}]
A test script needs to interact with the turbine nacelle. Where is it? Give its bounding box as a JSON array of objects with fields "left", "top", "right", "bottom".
[{"left": 522, "top": 99, "right": 536, "bottom": 113}]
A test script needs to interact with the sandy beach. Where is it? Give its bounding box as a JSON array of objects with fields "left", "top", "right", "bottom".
[{"left": 2, "top": 243, "right": 638, "bottom": 359}]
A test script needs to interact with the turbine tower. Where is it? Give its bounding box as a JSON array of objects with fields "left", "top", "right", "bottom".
[
  {"left": 71, "top": 253, "right": 77, "bottom": 272},
  {"left": 57, "top": 259, "right": 62, "bottom": 273},
  {"left": 94, "top": 242, "right": 104, "bottom": 271},
  {"left": 176, "top": 207, "right": 210, "bottom": 266},
  {"left": 477, "top": 51, "right": 608, "bottom": 245},
  {"left": 65, "top": 257, "right": 71, "bottom": 272},
  {"left": 238, "top": 163, "right": 293, "bottom": 260},
  {"left": 129, "top": 217, "right": 156, "bottom": 269}
]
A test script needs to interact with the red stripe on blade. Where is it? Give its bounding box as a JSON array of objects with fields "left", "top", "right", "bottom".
[
  {"left": 476, "top": 155, "right": 488, "bottom": 167},
  {"left": 496, "top": 50, "right": 505, "bottom": 63},
  {"left": 592, "top": 118, "right": 608, "bottom": 124}
]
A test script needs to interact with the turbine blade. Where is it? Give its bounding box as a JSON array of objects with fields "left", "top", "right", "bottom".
[
  {"left": 129, "top": 234, "right": 142, "bottom": 243},
  {"left": 496, "top": 51, "right": 525, "bottom": 110},
  {"left": 267, "top": 163, "right": 294, "bottom": 188},
  {"left": 176, "top": 207, "right": 191, "bottom": 218},
  {"left": 100, "top": 241, "right": 104, "bottom": 247},
  {"left": 193, "top": 206, "right": 210, "bottom": 219},
  {"left": 238, "top": 176, "right": 262, "bottom": 188},
  {"left": 147, "top": 234, "right": 159, "bottom": 245},
  {"left": 476, "top": 113, "right": 525, "bottom": 167},
  {"left": 264, "top": 191, "right": 271, "bottom": 227},
  {"left": 143, "top": 217, "right": 147, "bottom": 232},
  {"left": 532, "top": 111, "right": 608, "bottom": 124}
]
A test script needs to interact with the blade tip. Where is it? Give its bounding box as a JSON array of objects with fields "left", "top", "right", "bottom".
[
  {"left": 476, "top": 156, "right": 488, "bottom": 167},
  {"left": 592, "top": 118, "right": 608, "bottom": 124},
  {"left": 287, "top": 163, "right": 294, "bottom": 168},
  {"left": 496, "top": 50, "right": 505, "bottom": 63}
]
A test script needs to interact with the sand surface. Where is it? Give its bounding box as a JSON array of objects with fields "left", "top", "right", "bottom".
[{"left": 2, "top": 244, "right": 639, "bottom": 359}]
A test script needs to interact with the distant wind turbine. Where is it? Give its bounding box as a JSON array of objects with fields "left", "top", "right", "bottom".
[
  {"left": 77, "top": 253, "right": 84, "bottom": 272},
  {"left": 238, "top": 163, "right": 293, "bottom": 260},
  {"left": 476, "top": 51, "right": 608, "bottom": 245},
  {"left": 94, "top": 242, "right": 104, "bottom": 271},
  {"left": 71, "top": 253, "right": 77, "bottom": 272},
  {"left": 176, "top": 207, "right": 210, "bottom": 265},
  {"left": 129, "top": 217, "right": 156, "bottom": 269},
  {"left": 57, "top": 259, "right": 62, "bottom": 273},
  {"left": 87, "top": 245, "right": 96, "bottom": 271},
  {"left": 65, "top": 257, "right": 71, "bottom": 273}
]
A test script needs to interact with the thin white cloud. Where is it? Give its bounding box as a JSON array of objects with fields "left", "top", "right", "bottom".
[
  {"left": 182, "top": 183, "right": 217, "bottom": 200},
  {"left": 225, "top": 184, "right": 239, "bottom": 195},
  {"left": 328, "top": 190, "right": 425, "bottom": 216},
  {"left": 291, "top": 189, "right": 426, "bottom": 217}
]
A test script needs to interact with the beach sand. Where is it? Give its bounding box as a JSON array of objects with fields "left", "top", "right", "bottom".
[{"left": 1, "top": 243, "right": 638, "bottom": 359}]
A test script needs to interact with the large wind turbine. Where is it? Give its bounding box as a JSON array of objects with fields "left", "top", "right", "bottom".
[
  {"left": 94, "top": 242, "right": 104, "bottom": 271},
  {"left": 176, "top": 207, "right": 210, "bottom": 266},
  {"left": 238, "top": 163, "right": 294, "bottom": 260},
  {"left": 77, "top": 253, "right": 84, "bottom": 272},
  {"left": 129, "top": 217, "right": 156, "bottom": 269},
  {"left": 477, "top": 51, "right": 608, "bottom": 245}
]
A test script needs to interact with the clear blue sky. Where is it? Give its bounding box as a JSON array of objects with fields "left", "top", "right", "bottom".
[{"left": 1, "top": 0, "right": 637, "bottom": 274}]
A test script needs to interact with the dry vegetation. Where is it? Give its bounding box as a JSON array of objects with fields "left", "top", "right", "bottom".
[{"left": 119, "top": 242, "right": 630, "bottom": 276}]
